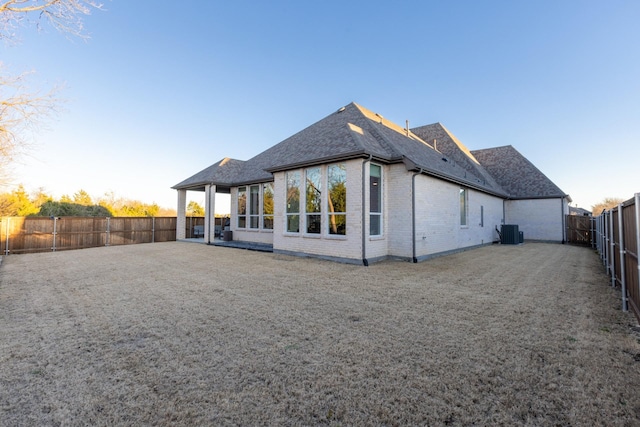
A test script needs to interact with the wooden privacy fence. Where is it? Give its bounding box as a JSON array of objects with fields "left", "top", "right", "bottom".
[
  {"left": 1, "top": 217, "right": 178, "bottom": 254},
  {"left": 566, "top": 214, "right": 594, "bottom": 246},
  {"left": 593, "top": 193, "right": 640, "bottom": 322}
]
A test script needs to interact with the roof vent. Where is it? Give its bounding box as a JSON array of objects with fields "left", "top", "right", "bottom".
[
  {"left": 442, "top": 157, "right": 448, "bottom": 162},
  {"left": 337, "top": 106, "right": 346, "bottom": 113}
]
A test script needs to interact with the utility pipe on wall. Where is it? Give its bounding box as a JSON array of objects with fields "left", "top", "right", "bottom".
[
  {"left": 411, "top": 168, "right": 424, "bottom": 263},
  {"left": 361, "top": 155, "right": 372, "bottom": 266}
]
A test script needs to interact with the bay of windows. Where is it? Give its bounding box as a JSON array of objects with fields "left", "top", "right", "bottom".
[
  {"left": 286, "top": 163, "right": 347, "bottom": 236},
  {"left": 236, "top": 183, "right": 274, "bottom": 231}
]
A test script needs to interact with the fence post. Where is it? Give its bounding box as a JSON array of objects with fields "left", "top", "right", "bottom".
[
  {"left": 610, "top": 211, "right": 616, "bottom": 286},
  {"left": 636, "top": 193, "right": 640, "bottom": 304},
  {"left": 52, "top": 217, "right": 57, "bottom": 252},
  {"left": 152, "top": 217, "right": 156, "bottom": 243},
  {"left": 106, "top": 217, "right": 110, "bottom": 246},
  {"left": 604, "top": 212, "right": 610, "bottom": 273},
  {"left": 4, "top": 217, "right": 9, "bottom": 256},
  {"left": 618, "top": 204, "right": 628, "bottom": 311}
]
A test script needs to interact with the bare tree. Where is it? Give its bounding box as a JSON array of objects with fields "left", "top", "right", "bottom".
[
  {"left": 591, "top": 197, "right": 624, "bottom": 215},
  {"left": 0, "top": 0, "right": 102, "bottom": 184},
  {"left": 0, "top": 0, "right": 102, "bottom": 39}
]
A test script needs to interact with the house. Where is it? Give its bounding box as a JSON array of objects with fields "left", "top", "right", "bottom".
[
  {"left": 173, "top": 102, "right": 571, "bottom": 264},
  {"left": 569, "top": 206, "right": 591, "bottom": 216}
]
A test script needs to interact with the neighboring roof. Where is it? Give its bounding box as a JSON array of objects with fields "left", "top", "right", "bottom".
[
  {"left": 173, "top": 103, "right": 567, "bottom": 201},
  {"left": 569, "top": 206, "right": 591, "bottom": 216},
  {"left": 471, "top": 145, "right": 569, "bottom": 199}
]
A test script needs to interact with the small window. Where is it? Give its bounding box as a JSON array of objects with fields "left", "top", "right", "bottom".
[
  {"left": 460, "top": 188, "right": 468, "bottom": 226},
  {"left": 237, "top": 186, "right": 246, "bottom": 228},
  {"left": 286, "top": 171, "right": 300, "bottom": 233},
  {"left": 370, "top": 164, "right": 382, "bottom": 235},
  {"left": 328, "top": 163, "right": 347, "bottom": 235},
  {"left": 263, "top": 183, "right": 274, "bottom": 230},
  {"left": 249, "top": 185, "right": 260, "bottom": 229},
  {"left": 306, "top": 167, "right": 322, "bottom": 234}
]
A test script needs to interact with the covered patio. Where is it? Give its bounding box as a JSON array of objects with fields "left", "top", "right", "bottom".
[{"left": 172, "top": 158, "right": 240, "bottom": 244}]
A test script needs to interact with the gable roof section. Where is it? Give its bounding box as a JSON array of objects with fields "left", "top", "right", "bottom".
[
  {"left": 171, "top": 157, "right": 245, "bottom": 190},
  {"left": 471, "top": 145, "right": 568, "bottom": 199},
  {"left": 410, "top": 122, "right": 505, "bottom": 195}
]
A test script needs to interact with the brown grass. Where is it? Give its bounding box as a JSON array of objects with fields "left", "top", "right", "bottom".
[{"left": 1, "top": 242, "right": 640, "bottom": 426}]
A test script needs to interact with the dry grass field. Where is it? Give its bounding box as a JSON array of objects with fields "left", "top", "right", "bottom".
[{"left": 1, "top": 242, "right": 640, "bottom": 426}]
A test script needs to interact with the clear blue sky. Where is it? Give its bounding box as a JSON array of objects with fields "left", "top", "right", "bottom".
[{"left": 4, "top": 0, "right": 639, "bottom": 212}]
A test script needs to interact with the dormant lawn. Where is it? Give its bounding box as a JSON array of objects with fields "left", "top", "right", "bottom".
[{"left": 1, "top": 242, "right": 640, "bottom": 425}]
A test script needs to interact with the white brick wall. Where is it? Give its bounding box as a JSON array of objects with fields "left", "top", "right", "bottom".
[
  {"left": 410, "top": 174, "right": 503, "bottom": 259},
  {"left": 505, "top": 198, "right": 566, "bottom": 242}
]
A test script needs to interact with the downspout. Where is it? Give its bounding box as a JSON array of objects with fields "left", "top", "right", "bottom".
[
  {"left": 411, "top": 168, "right": 424, "bottom": 263},
  {"left": 561, "top": 196, "right": 566, "bottom": 244},
  {"left": 362, "top": 155, "right": 373, "bottom": 266},
  {"left": 360, "top": 154, "right": 373, "bottom": 267}
]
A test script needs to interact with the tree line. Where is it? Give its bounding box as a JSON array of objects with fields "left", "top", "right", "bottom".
[{"left": 0, "top": 186, "right": 180, "bottom": 217}]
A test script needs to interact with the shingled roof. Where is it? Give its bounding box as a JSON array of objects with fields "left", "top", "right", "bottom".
[
  {"left": 173, "top": 103, "right": 567, "bottom": 200},
  {"left": 471, "top": 145, "right": 568, "bottom": 199},
  {"left": 171, "top": 157, "right": 245, "bottom": 191},
  {"left": 410, "top": 123, "right": 505, "bottom": 195}
]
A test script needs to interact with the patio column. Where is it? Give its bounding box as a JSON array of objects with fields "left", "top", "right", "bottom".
[
  {"left": 177, "top": 189, "right": 187, "bottom": 240},
  {"left": 204, "top": 184, "right": 216, "bottom": 244}
]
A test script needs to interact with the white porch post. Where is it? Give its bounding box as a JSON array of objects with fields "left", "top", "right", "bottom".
[
  {"left": 177, "top": 189, "right": 187, "bottom": 240},
  {"left": 204, "top": 184, "right": 216, "bottom": 244}
]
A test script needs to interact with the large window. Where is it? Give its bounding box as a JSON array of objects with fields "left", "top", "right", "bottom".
[
  {"left": 460, "top": 188, "right": 468, "bottom": 226},
  {"left": 370, "top": 164, "right": 382, "bottom": 235},
  {"left": 286, "top": 171, "right": 301, "bottom": 233},
  {"left": 328, "top": 163, "right": 347, "bottom": 235},
  {"left": 249, "top": 185, "right": 260, "bottom": 229},
  {"left": 237, "top": 186, "right": 246, "bottom": 228},
  {"left": 306, "top": 167, "right": 322, "bottom": 234},
  {"left": 263, "top": 183, "right": 274, "bottom": 230}
]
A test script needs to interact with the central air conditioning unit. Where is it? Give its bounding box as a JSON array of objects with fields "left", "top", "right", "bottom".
[{"left": 501, "top": 224, "right": 521, "bottom": 245}]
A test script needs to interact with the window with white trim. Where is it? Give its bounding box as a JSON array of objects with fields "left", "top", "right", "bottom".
[
  {"left": 249, "top": 185, "right": 260, "bottom": 229},
  {"left": 263, "top": 183, "right": 274, "bottom": 230},
  {"left": 370, "top": 164, "right": 382, "bottom": 235},
  {"left": 286, "top": 171, "right": 300, "bottom": 233},
  {"left": 237, "top": 186, "right": 246, "bottom": 228},
  {"left": 327, "top": 163, "right": 347, "bottom": 235},
  {"left": 306, "top": 167, "right": 322, "bottom": 234},
  {"left": 460, "top": 188, "right": 468, "bottom": 226}
]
